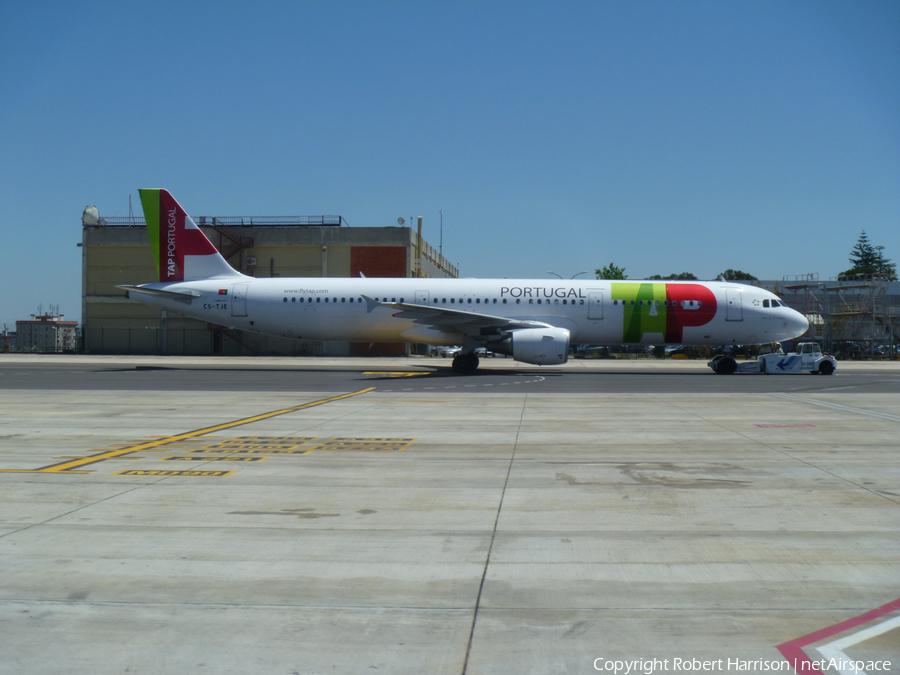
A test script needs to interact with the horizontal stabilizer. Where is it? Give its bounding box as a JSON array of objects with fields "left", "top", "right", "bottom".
[{"left": 118, "top": 285, "right": 199, "bottom": 304}]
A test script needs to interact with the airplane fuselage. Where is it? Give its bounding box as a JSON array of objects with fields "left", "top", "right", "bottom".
[{"left": 130, "top": 276, "right": 809, "bottom": 348}]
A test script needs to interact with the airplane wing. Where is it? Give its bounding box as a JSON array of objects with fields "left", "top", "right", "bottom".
[{"left": 362, "top": 296, "right": 552, "bottom": 337}]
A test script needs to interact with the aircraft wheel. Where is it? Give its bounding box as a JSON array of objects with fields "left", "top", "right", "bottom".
[
  {"left": 715, "top": 356, "right": 737, "bottom": 375},
  {"left": 818, "top": 361, "right": 835, "bottom": 375},
  {"left": 452, "top": 352, "right": 480, "bottom": 374}
]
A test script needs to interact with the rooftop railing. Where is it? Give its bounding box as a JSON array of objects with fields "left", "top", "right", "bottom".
[{"left": 84, "top": 215, "right": 345, "bottom": 228}]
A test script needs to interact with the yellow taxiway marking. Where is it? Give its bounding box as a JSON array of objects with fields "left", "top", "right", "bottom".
[
  {"left": 362, "top": 371, "right": 430, "bottom": 378},
  {"left": 0, "top": 388, "right": 376, "bottom": 474}
]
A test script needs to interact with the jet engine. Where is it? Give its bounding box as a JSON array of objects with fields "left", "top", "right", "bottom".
[{"left": 488, "top": 327, "right": 570, "bottom": 366}]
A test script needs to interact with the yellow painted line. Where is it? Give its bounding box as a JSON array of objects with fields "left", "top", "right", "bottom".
[
  {"left": 0, "top": 388, "right": 375, "bottom": 474},
  {"left": 162, "top": 456, "right": 266, "bottom": 462},
  {"left": 362, "top": 371, "right": 430, "bottom": 378},
  {"left": 0, "top": 469, "right": 92, "bottom": 474}
]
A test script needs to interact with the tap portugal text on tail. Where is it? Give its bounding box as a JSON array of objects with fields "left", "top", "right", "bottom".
[{"left": 119, "top": 189, "right": 810, "bottom": 374}]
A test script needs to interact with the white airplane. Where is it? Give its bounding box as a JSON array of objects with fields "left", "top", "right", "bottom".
[{"left": 120, "top": 189, "right": 810, "bottom": 374}]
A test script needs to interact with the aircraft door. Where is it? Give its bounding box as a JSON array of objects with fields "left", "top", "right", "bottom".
[
  {"left": 588, "top": 291, "right": 604, "bottom": 319},
  {"left": 415, "top": 291, "right": 429, "bottom": 306},
  {"left": 231, "top": 283, "right": 249, "bottom": 317},
  {"left": 725, "top": 289, "right": 743, "bottom": 321}
]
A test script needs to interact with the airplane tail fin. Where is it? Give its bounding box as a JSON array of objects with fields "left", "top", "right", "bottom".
[{"left": 138, "top": 189, "right": 245, "bottom": 283}]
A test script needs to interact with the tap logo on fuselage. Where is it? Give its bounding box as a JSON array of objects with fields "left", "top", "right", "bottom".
[{"left": 612, "top": 283, "right": 717, "bottom": 342}]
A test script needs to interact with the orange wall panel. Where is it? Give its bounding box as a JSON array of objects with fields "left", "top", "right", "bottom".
[{"left": 351, "top": 246, "right": 406, "bottom": 278}]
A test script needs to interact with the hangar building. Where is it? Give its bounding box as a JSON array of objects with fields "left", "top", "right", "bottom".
[{"left": 81, "top": 213, "right": 457, "bottom": 356}]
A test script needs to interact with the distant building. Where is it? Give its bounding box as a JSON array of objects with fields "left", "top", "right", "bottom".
[
  {"left": 81, "top": 213, "right": 456, "bottom": 355},
  {"left": 15, "top": 316, "right": 78, "bottom": 353}
]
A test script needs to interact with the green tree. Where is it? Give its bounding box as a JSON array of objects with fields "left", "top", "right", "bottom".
[
  {"left": 595, "top": 263, "right": 628, "bottom": 280},
  {"left": 840, "top": 231, "right": 897, "bottom": 280},
  {"left": 719, "top": 269, "right": 758, "bottom": 281},
  {"left": 648, "top": 272, "right": 698, "bottom": 280},
  {"left": 849, "top": 231, "right": 877, "bottom": 268},
  {"left": 873, "top": 246, "right": 897, "bottom": 280}
]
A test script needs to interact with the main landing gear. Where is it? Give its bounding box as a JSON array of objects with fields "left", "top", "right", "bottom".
[{"left": 452, "top": 352, "right": 480, "bottom": 374}]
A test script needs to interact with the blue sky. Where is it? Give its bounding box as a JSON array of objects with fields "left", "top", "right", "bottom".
[{"left": 2, "top": 1, "right": 898, "bottom": 328}]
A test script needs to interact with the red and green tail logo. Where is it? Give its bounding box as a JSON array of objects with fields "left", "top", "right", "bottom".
[{"left": 139, "top": 189, "right": 221, "bottom": 282}]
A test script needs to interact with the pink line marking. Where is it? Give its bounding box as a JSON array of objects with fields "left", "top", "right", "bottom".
[{"left": 777, "top": 597, "right": 900, "bottom": 674}]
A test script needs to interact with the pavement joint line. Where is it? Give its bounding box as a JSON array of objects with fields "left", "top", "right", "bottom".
[
  {"left": 461, "top": 392, "right": 528, "bottom": 674},
  {"left": 690, "top": 393, "right": 900, "bottom": 507},
  {"left": 0, "top": 387, "right": 376, "bottom": 474},
  {"left": 770, "top": 393, "right": 900, "bottom": 423}
]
